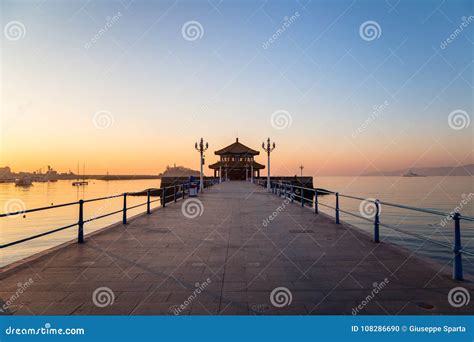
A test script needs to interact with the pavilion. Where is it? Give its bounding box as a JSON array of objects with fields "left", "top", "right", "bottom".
[{"left": 209, "top": 138, "right": 265, "bottom": 180}]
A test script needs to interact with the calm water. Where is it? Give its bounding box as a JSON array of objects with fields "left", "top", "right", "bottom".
[
  {"left": 0, "top": 177, "right": 473, "bottom": 273},
  {"left": 0, "top": 179, "right": 162, "bottom": 266},
  {"left": 315, "top": 176, "right": 474, "bottom": 274}
]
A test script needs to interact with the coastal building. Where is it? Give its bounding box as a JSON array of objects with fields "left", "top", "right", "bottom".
[{"left": 209, "top": 138, "right": 265, "bottom": 180}]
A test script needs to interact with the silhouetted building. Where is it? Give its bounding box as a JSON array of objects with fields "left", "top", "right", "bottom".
[{"left": 209, "top": 138, "right": 265, "bottom": 180}]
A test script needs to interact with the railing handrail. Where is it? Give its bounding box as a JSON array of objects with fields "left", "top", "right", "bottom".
[
  {"left": 0, "top": 178, "right": 219, "bottom": 249},
  {"left": 261, "top": 179, "right": 472, "bottom": 280},
  {"left": 270, "top": 180, "right": 473, "bottom": 221}
]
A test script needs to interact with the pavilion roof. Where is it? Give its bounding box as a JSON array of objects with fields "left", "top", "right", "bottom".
[
  {"left": 209, "top": 160, "right": 265, "bottom": 170},
  {"left": 214, "top": 138, "right": 260, "bottom": 156}
]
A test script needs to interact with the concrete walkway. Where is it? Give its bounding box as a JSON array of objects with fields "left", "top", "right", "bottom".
[{"left": 0, "top": 181, "right": 472, "bottom": 315}]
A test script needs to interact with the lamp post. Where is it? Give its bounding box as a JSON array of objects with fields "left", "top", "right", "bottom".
[
  {"left": 195, "top": 138, "right": 208, "bottom": 192},
  {"left": 262, "top": 137, "right": 276, "bottom": 190},
  {"left": 299, "top": 165, "right": 304, "bottom": 178}
]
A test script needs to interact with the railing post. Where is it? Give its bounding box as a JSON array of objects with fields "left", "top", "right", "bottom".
[
  {"left": 314, "top": 190, "right": 318, "bottom": 214},
  {"left": 122, "top": 193, "right": 127, "bottom": 224},
  {"left": 374, "top": 199, "right": 380, "bottom": 243},
  {"left": 182, "top": 183, "right": 185, "bottom": 199},
  {"left": 174, "top": 185, "right": 177, "bottom": 202},
  {"left": 335, "top": 192, "right": 340, "bottom": 224},
  {"left": 453, "top": 213, "right": 463, "bottom": 280},
  {"left": 147, "top": 189, "right": 151, "bottom": 214},
  {"left": 301, "top": 188, "right": 304, "bottom": 207},
  {"left": 291, "top": 185, "right": 294, "bottom": 203},
  {"left": 78, "top": 200, "right": 84, "bottom": 243}
]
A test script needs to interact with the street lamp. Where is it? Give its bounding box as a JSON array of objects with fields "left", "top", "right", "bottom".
[
  {"left": 195, "top": 138, "right": 208, "bottom": 192},
  {"left": 262, "top": 137, "right": 276, "bottom": 190},
  {"left": 299, "top": 165, "right": 304, "bottom": 178}
]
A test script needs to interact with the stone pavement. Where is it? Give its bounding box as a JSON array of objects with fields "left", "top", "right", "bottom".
[{"left": 0, "top": 181, "right": 472, "bottom": 315}]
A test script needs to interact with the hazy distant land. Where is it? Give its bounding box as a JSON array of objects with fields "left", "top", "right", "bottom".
[{"left": 362, "top": 164, "right": 474, "bottom": 177}]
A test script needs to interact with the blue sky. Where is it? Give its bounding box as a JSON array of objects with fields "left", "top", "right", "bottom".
[{"left": 1, "top": 0, "right": 473, "bottom": 175}]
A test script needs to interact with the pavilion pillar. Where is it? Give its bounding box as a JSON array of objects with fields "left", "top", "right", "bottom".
[
  {"left": 251, "top": 164, "right": 254, "bottom": 183},
  {"left": 219, "top": 165, "right": 222, "bottom": 183}
]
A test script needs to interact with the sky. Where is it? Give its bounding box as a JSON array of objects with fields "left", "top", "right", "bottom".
[{"left": 1, "top": 0, "right": 473, "bottom": 176}]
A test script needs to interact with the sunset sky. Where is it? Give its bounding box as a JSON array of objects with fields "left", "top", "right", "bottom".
[{"left": 1, "top": 0, "right": 472, "bottom": 176}]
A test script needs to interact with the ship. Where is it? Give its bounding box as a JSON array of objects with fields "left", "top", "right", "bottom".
[
  {"left": 402, "top": 169, "right": 426, "bottom": 177},
  {"left": 15, "top": 177, "right": 33, "bottom": 187}
]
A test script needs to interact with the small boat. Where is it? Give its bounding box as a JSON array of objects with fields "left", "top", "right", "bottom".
[
  {"left": 72, "top": 181, "right": 88, "bottom": 186},
  {"left": 402, "top": 169, "right": 425, "bottom": 177},
  {"left": 72, "top": 162, "right": 88, "bottom": 186},
  {"left": 15, "top": 177, "right": 33, "bottom": 187}
]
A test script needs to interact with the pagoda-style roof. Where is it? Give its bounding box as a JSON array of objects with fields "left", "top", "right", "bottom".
[
  {"left": 214, "top": 138, "right": 260, "bottom": 156},
  {"left": 209, "top": 160, "right": 265, "bottom": 170}
]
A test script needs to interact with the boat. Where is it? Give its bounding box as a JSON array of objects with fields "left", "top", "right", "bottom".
[
  {"left": 72, "top": 162, "right": 89, "bottom": 186},
  {"left": 15, "top": 177, "right": 33, "bottom": 187},
  {"left": 72, "top": 181, "right": 88, "bottom": 186},
  {"left": 402, "top": 169, "right": 426, "bottom": 177}
]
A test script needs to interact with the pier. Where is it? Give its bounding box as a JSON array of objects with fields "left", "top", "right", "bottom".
[{"left": 0, "top": 181, "right": 472, "bottom": 315}]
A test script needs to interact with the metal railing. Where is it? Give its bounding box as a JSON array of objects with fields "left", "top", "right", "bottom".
[
  {"left": 255, "top": 179, "right": 473, "bottom": 281},
  {"left": 0, "top": 179, "right": 219, "bottom": 249}
]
